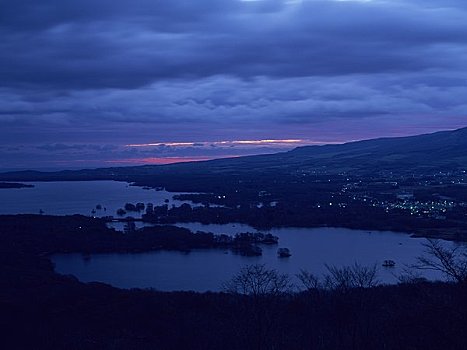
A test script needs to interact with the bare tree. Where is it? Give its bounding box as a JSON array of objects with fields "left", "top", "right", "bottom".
[
  {"left": 223, "top": 264, "right": 293, "bottom": 349},
  {"left": 350, "top": 262, "right": 380, "bottom": 288},
  {"left": 324, "top": 264, "right": 354, "bottom": 291},
  {"left": 323, "top": 263, "right": 380, "bottom": 291},
  {"left": 396, "top": 266, "right": 428, "bottom": 284},
  {"left": 296, "top": 269, "right": 321, "bottom": 292},
  {"left": 415, "top": 239, "right": 467, "bottom": 284},
  {"left": 223, "top": 264, "right": 293, "bottom": 296}
]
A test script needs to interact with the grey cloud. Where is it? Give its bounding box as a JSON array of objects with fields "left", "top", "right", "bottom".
[
  {"left": 36, "top": 143, "right": 119, "bottom": 152},
  {"left": 1, "top": 72, "right": 467, "bottom": 132},
  {"left": 1, "top": 0, "right": 467, "bottom": 168},
  {"left": 37, "top": 143, "right": 88, "bottom": 151},
  {"left": 2, "top": 0, "right": 467, "bottom": 91}
]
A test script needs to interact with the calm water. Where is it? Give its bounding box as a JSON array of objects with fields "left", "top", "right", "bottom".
[
  {"left": 1, "top": 181, "right": 449, "bottom": 292},
  {"left": 53, "top": 223, "right": 449, "bottom": 292},
  {"left": 0, "top": 181, "right": 193, "bottom": 217}
]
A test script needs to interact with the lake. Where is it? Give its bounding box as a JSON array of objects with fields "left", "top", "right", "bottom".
[
  {"left": 0, "top": 180, "right": 194, "bottom": 217},
  {"left": 0, "top": 180, "right": 449, "bottom": 292},
  {"left": 53, "top": 223, "right": 449, "bottom": 292}
]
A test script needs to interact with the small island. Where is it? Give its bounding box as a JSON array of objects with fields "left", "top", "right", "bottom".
[{"left": 277, "top": 247, "right": 291, "bottom": 258}]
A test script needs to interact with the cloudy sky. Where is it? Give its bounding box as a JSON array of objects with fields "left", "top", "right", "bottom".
[{"left": 1, "top": 0, "right": 467, "bottom": 169}]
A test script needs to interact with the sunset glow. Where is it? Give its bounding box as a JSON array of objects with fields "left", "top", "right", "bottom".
[
  {"left": 126, "top": 142, "right": 199, "bottom": 148},
  {"left": 1, "top": 0, "right": 466, "bottom": 169},
  {"left": 125, "top": 139, "right": 338, "bottom": 148}
]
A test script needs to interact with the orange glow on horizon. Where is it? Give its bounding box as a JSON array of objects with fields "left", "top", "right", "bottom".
[
  {"left": 126, "top": 142, "right": 198, "bottom": 147},
  {"left": 216, "top": 139, "right": 303, "bottom": 145},
  {"left": 125, "top": 138, "right": 340, "bottom": 148}
]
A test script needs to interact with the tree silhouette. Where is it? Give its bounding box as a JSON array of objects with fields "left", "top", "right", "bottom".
[
  {"left": 415, "top": 239, "right": 467, "bottom": 284},
  {"left": 223, "top": 264, "right": 292, "bottom": 296}
]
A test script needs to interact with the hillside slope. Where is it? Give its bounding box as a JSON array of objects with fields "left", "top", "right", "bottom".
[{"left": 1, "top": 127, "right": 466, "bottom": 180}]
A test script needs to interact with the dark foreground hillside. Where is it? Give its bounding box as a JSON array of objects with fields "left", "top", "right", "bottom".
[{"left": 1, "top": 215, "right": 466, "bottom": 350}]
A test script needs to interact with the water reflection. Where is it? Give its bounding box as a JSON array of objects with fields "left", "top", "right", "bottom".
[
  {"left": 0, "top": 181, "right": 194, "bottom": 217},
  {"left": 52, "top": 224, "right": 447, "bottom": 292}
]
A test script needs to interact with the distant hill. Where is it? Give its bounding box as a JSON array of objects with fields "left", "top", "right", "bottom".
[
  {"left": 1, "top": 127, "right": 467, "bottom": 181},
  {"left": 177, "top": 126, "right": 467, "bottom": 174},
  {"left": 284, "top": 126, "right": 467, "bottom": 173}
]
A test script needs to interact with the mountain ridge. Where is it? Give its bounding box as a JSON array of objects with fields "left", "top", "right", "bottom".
[{"left": 1, "top": 127, "right": 466, "bottom": 180}]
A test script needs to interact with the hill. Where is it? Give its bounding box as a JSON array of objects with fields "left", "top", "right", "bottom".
[{"left": 1, "top": 127, "right": 466, "bottom": 181}]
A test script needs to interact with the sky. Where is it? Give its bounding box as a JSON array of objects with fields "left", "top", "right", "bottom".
[{"left": 1, "top": 0, "right": 467, "bottom": 170}]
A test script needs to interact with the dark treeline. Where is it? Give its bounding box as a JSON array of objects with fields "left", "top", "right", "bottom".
[
  {"left": 1, "top": 214, "right": 467, "bottom": 349},
  {"left": 2, "top": 166, "right": 467, "bottom": 241},
  {"left": 142, "top": 202, "right": 467, "bottom": 241},
  {"left": 122, "top": 171, "right": 467, "bottom": 241},
  {"left": 0, "top": 215, "right": 274, "bottom": 256}
]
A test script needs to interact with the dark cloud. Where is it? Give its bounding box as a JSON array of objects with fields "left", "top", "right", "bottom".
[
  {"left": 2, "top": 0, "right": 467, "bottom": 90},
  {"left": 1, "top": 0, "right": 467, "bottom": 168},
  {"left": 37, "top": 143, "right": 88, "bottom": 151},
  {"left": 36, "top": 143, "right": 119, "bottom": 152}
]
